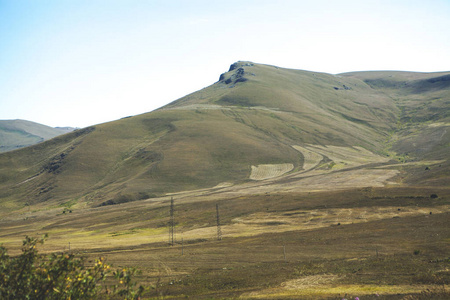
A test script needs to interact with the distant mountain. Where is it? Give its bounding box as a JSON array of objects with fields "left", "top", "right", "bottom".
[
  {"left": 0, "top": 62, "right": 448, "bottom": 210},
  {"left": 0, "top": 119, "right": 76, "bottom": 152}
]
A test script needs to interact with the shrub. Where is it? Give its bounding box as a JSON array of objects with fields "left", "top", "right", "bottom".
[{"left": 0, "top": 235, "right": 144, "bottom": 299}]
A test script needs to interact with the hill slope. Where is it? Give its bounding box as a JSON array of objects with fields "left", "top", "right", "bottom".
[
  {"left": 341, "top": 70, "right": 450, "bottom": 185},
  {"left": 0, "top": 119, "right": 74, "bottom": 153},
  {"left": 0, "top": 62, "right": 448, "bottom": 211}
]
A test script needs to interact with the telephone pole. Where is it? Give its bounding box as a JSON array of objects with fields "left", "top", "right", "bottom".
[
  {"left": 216, "top": 203, "right": 222, "bottom": 241},
  {"left": 169, "top": 197, "right": 174, "bottom": 246}
]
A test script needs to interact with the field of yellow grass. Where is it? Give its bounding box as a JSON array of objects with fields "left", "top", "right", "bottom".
[{"left": 250, "top": 163, "right": 294, "bottom": 180}]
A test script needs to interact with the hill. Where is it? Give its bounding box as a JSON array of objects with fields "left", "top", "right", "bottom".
[
  {"left": 0, "top": 62, "right": 448, "bottom": 211},
  {"left": 341, "top": 70, "right": 450, "bottom": 186},
  {"left": 0, "top": 119, "right": 75, "bottom": 153},
  {"left": 0, "top": 62, "right": 449, "bottom": 299}
]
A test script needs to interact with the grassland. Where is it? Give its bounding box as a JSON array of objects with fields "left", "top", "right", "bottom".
[
  {"left": 1, "top": 144, "right": 448, "bottom": 298},
  {"left": 1, "top": 184, "right": 448, "bottom": 299},
  {"left": 0, "top": 62, "right": 449, "bottom": 298}
]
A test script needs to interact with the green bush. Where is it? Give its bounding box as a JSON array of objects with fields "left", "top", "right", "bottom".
[{"left": 0, "top": 235, "right": 144, "bottom": 299}]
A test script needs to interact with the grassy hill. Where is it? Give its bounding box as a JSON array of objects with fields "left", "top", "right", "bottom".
[
  {"left": 341, "top": 70, "right": 450, "bottom": 186},
  {"left": 0, "top": 62, "right": 448, "bottom": 211},
  {"left": 0, "top": 119, "right": 74, "bottom": 153},
  {"left": 0, "top": 62, "right": 449, "bottom": 299}
]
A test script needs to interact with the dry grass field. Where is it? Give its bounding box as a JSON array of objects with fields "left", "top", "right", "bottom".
[
  {"left": 250, "top": 164, "right": 294, "bottom": 180},
  {"left": 1, "top": 161, "right": 449, "bottom": 299}
]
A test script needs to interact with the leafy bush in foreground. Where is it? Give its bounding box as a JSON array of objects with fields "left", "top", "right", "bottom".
[{"left": 0, "top": 235, "right": 144, "bottom": 299}]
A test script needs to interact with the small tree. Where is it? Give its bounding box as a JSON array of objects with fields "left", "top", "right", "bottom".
[{"left": 0, "top": 235, "right": 144, "bottom": 299}]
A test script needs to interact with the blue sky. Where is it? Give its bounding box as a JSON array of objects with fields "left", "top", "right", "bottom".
[{"left": 1, "top": 0, "right": 449, "bottom": 127}]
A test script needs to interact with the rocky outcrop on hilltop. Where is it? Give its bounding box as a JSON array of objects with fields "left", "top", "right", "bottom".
[{"left": 218, "top": 62, "right": 255, "bottom": 87}]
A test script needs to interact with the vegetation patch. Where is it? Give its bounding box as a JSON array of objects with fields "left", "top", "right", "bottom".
[
  {"left": 217, "top": 95, "right": 255, "bottom": 107},
  {"left": 98, "top": 192, "right": 154, "bottom": 207},
  {"left": 141, "top": 118, "right": 176, "bottom": 134},
  {"left": 0, "top": 235, "right": 144, "bottom": 299}
]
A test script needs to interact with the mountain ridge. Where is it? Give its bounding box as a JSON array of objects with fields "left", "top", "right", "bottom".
[{"left": 0, "top": 119, "right": 76, "bottom": 153}]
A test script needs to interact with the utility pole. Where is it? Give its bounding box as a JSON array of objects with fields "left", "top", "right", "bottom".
[
  {"left": 216, "top": 203, "right": 222, "bottom": 241},
  {"left": 169, "top": 197, "right": 174, "bottom": 246}
]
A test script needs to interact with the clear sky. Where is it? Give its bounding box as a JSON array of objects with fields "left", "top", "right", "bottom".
[{"left": 1, "top": 0, "right": 449, "bottom": 128}]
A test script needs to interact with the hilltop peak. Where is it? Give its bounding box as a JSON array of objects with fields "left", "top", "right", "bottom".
[
  {"left": 218, "top": 61, "right": 255, "bottom": 86},
  {"left": 228, "top": 61, "right": 254, "bottom": 71}
]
